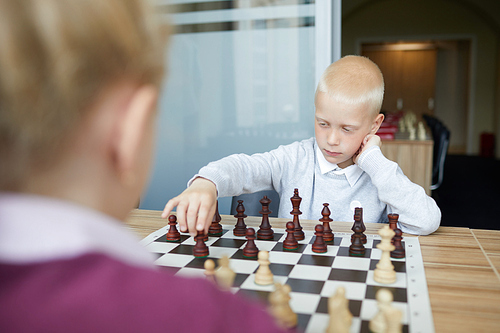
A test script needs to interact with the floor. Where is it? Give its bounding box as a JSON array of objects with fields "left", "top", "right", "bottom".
[{"left": 432, "top": 154, "right": 500, "bottom": 230}]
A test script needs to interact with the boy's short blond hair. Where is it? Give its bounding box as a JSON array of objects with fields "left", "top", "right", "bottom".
[
  {"left": 316, "top": 55, "right": 384, "bottom": 116},
  {"left": 0, "top": 0, "right": 167, "bottom": 190}
]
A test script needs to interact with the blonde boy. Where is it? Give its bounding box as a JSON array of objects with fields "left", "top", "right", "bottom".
[
  {"left": 163, "top": 56, "right": 441, "bottom": 236},
  {"left": 0, "top": 1, "right": 286, "bottom": 331}
]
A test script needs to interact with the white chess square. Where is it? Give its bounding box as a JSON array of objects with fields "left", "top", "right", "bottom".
[
  {"left": 145, "top": 241, "right": 179, "bottom": 254},
  {"left": 289, "top": 264, "right": 332, "bottom": 281},
  {"left": 227, "top": 259, "right": 260, "bottom": 274},
  {"left": 268, "top": 251, "right": 302, "bottom": 265},
  {"left": 238, "top": 274, "right": 287, "bottom": 291},
  {"left": 174, "top": 267, "right": 206, "bottom": 279},
  {"left": 302, "top": 244, "right": 339, "bottom": 256},
  {"left": 289, "top": 292, "right": 321, "bottom": 314},
  {"left": 205, "top": 246, "right": 239, "bottom": 258},
  {"left": 320, "top": 280, "right": 367, "bottom": 301},
  {"left": 360, "top": 299, "right": 408, "bottom": 324},
  {"left": 366, "top": 271, "right": 407, "bottom": 288},
  {"left": 332, "top": 256, "right": 371, "bottom": 271},
  {"left": 155, "top": 253, "right": 193, "bottom": 267}
]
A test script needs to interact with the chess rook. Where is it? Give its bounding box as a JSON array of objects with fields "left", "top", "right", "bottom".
[
  {"left": 208, "top": 201, "right": 223, "bottom": 236},
  {"left": 166, "top": 215, "right": 181, "bottom": 242},
  {"left": 233, "top": 200, "right": 247, "bottom": 237},
  {"left": 388, "top": 213, "right": 399, "bottom": 245},
  {"left": 319, "top": 203, "right": 334, "bottom": 243},
  {"left": 290, "top": 188, "right": 304, "bottom": 240},
  {"left": 312, "top": 224, "right": 327, "bottom": 253},
  {"left": 243, "top": 227, "right": 259, "bottom": 258},
  {"left": 257, "top": 196, "right": 274, "bottom": 240},
  {"left": 283, "top": 221, "right": 299, "bottom": 251}
]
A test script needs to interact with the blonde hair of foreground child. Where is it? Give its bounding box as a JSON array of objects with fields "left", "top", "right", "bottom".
[
  {"left": 0, "top": 0, "right": 167, "bottom": 191},
  {"left": 316, "top": 55, "right": 385, "bottom": 117}
]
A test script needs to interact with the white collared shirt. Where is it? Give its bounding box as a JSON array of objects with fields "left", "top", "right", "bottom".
[
  {"left": 315, "top": 145, "right": 364, "bottom": 187},
  {"left": 0, "top": 193, "right": 155, "bottom": 268}
]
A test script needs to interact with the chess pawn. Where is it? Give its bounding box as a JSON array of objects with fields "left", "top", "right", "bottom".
[
  {"left": 208, "top": 201, "right": 223, "bottom": 237},
  {"left": 215, "top": 255, "right": 235, "bottom": 291},
  {"left": 326, "top": 286, "right": 352, "bottom": 333},
  {"left": 319, "top": 203, "right": 334, "bottom": 243},
  {"left": 204, "top": 259, "right": 216, "bottom": 283},
  {"left": 282, "top": 221, "right": 298, "bottom": 251},
  {"left": 390, "top": 228, "right": 405, "bottom": 259},
  {"left": 312, "top": 224, "right": 327, "bottom": 253},
  {"left": 349, "top": 224, "right": 365, "bottom": 256},
  {"left": 268, "top": 283, "right": 297, "bottom": 329},
  {"left": 374, "top": 226, "right": 397, "bottom": 284},
  {"left": 166, "top": 215, "right": 181, "bottom": 242},
  {"left": 255, "top": 251, "right": 274, "bottom": 286},
  {"left": 369, "top": 289, "right": 402, "bottom": 333},
  {"left": 193, "top": 230, "right": 209, "bottom": 258},
  {"left": 233, "top": 200, "right": 247, "bottom": 237},
  {"left": 243, "top": 227, "right": 259, "bottom": 259}
]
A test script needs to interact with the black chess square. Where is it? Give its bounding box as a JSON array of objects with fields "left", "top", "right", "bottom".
[
  {"left": 236, "top": 289, "right": 270, "bottom": 303},
  {"left": 365, "top": 285, "right": 407, "bottom": 303},
  {"left": 184, "top": 257, "right": 215, "bottom": 269},
  {"left": 328, "top": 268, "right": 368, "bottom": 283},
  {"left": 154, "top": 233, "right": 190, "bottom": 243},
  {"left": 297, "top": 254, "right": 335, "bottom": 267},
  {"left": 360, "top": 320, "right": 409, "bottom": 333},
  {"left": 233, "top": 273, "right": 250, "bottom": 288},
  {"left": 286, "top": 278, "right": 325, "bottom": 294},
  {"left": 316, "top": 297, "right": 362, "bottom": 317},
  {"left": 210, "top": 238, "right": 247, "bottom": 248},
  {"left": 271, "top": 242, "right": 307, "bottom": 253},
  {"left": 251, "top": 263, "right": 294, "bottom": 276},
  {"left": 336, "top": 246, "right": 372, "bottom": 258},
  {"left": 256, "top": 232, "right": 284, "bottom": 242},
  {"left": 168, "top": 244, "right": 194, "bottom": 255},
  {"left": 230, "top": 249, "right": 259, "bottom": 260}
]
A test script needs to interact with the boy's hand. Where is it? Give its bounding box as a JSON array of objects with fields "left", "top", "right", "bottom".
[
  {"left": 161, "top": 177, "right": 217, "bottom": 236},
  {"left": 353, "top": 134, "right": 382, "bottom": 164}
]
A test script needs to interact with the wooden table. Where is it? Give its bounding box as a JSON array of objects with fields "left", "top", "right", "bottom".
[{"left": 125, "top": 209, "right": 500, "bottom": 333}]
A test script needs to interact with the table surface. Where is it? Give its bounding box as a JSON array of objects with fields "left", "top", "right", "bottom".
[{"left": 125, "top": 209, "right": 500, "bottom": 333}]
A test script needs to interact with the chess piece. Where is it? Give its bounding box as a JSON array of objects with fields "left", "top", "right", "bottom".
[
  {"left": 326, "top": 286, "right": 352, "bottom": 333},
  {"left": 388, "top": 213, "right": 399, "bottom": 232},
  {"left": 290, "top": 188, "right": 304, "bottom": 240},
  {"left": 208, "top": 201, "right": 223, "bottom": 236},
  {"left": 408, "top": 125, "right": 416, "bottom": 140},
  {"left": 233, "top": 200, "right": 247, "bottom": 237},
  {"left": 312, "top": 224, "right": 327, "bottom": 253},
  {"left": 243, "top": 227, "right": 259, "bottom": 258},
  {"left": 390, "top": 228, "right": 405, "bottom": 259},
  {"left": 215, "top": 255, "right": 235, "bottom": 290},
  {"left": 268, "top": 283, "right": 297, "bottom": 329},
  {"left": 349, "top": 223, "right": 365, "bottom": 256},
  {"left": 374, "top": 225, "right": 397, "bottom": 284},
  {"left": 352, "top": 207, "right": 366, "bottom": 244},
  {"left": 257, "top": 196, "right": 274, "bottom": 240},
  {"left": 166, "top": 215, "right": 181, "bottom": 242},
  {"left": 193, "top": 230, "right": 209, "bottom": 258},
  {"left": 319, "top": 203, "right": 334, "bottom": 243},
  {"left": 369, "top": 288, "right": 402, "bottom": 333},
  {"left": 282, "top": 221, "right": 298, "bottom": 251},
  {"left": 418, "top": 121, "right": 426, "bottom": 140},
  {"left": 204, "top": 259, "right": 216, "bottom": 283},
  {"left": 255, "top": 251, "right": 273, "bottom": 285}
]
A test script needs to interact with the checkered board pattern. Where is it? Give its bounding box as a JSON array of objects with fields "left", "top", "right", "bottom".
[{"left": 141, "top": 226, "right": 434, "bottom": 333}]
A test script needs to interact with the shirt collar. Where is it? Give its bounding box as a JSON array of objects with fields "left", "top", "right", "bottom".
[
  {"left": 0, "top": 192, "right": 155, "bottom": 268},
  {"left": 315, "top": 144, "right": 364, "bottom": 187}
]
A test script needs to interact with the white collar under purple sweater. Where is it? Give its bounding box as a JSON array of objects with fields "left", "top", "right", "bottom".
[{"left": 0, "top": 192, "right": 155, "bottom": 267}]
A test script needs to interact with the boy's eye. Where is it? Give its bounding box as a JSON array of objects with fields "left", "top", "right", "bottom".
[
  {"left": 343, "top": 127, "right": 350, "bottom": 132},
  {"left": 318, "top": 122, "right": 328, "bottom": 127}
]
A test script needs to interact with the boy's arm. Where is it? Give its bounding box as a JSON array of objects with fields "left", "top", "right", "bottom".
[
  {"left": 162, "top": 149, "right": 285, "bottom": 235},
  {"left": 355, "top": 136, "right": 441, "bottom": 235}
]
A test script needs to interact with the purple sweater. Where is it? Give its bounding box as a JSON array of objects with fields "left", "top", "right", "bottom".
[{"left": 0, "top": 193, "right": 286, "bottom": 333}]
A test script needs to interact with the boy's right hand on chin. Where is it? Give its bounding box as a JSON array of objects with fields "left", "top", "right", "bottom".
[{"left": 161, "top": 177, "right": 217, "bottom": 237}]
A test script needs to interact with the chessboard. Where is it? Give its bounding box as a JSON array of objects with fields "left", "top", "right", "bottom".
[{"left": 140, "top": 224, "right": 434, "bottom": 333}]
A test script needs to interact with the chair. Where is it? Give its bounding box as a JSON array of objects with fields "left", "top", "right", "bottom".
[
  {"left": 423, "top": 115, "right": 451, "bottom": 190},
  {"left": 230, "top": 190, "right": 280, "bottom": 217}
]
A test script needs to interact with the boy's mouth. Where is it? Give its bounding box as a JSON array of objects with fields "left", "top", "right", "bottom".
[{"left": 324, "top": 149, "right": 341, "bottom": 157}]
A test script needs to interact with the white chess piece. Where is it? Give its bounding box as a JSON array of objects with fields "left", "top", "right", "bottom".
[
  {"left": 268, "top": 283, "right": 297, "bottom": 329},
  {"left": 369, "top": 288, "right": 393, "bottom": 333},
  {"left": 374, "top": 226, "right": 396, "bottom": 284},
  {"left": 204, "top": 259, "right": 216, "bottom": 283},
  {"left": 255, "top": 251, "right": 274, "bottom": 285},
  {"left": 418, "top": 121, "right": 426, "bottom": 140},
  {"left": 326, "top": 286, "right": 352, "bottom": 333},
  {"left": 408, "top": 126, "right": 416, "bottom": 140},
  {"left": 215, "top": 255, "right": 235, "bottom": 290}
]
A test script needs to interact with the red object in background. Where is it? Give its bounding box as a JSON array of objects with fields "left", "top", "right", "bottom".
[{"left": 480, "top": 132, "right": 495, "bottom": 158}]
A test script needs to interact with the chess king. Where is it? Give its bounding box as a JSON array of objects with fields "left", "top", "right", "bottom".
[
  {"left": 163, "top": 56, "right": 441, "bottom": 237},
  {"left": 0, "top": 0, "right": 288, "bottom": 332}
]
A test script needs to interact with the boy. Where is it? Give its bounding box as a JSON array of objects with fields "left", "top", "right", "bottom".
[
  {"left": 163, "top": 56, "right": 441, "bottom": 236},
  {"left": 0, "top": 0, "right": 286, "bottom": 332}
]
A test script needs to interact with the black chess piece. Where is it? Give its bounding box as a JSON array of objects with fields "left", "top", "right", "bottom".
[
  {"left": 233, "top": 200, "right": 247, "bottom": 237},
  {"left": 352, "top": 207, "right": 366, "bottom": 244},
  {"left": 283, "top": 221, "right": 299, "bottom": 251},
  {"left": 166, "top": 215, "right": 181, "bottom": 242},
  {"left": 208, "top": 201, "right": 223, "bottom": 237},
  {"left": 193, "top": 230, "right": 209, "bottom": 258},
  {"left": 257, "top": 196, "right": 274, "bottom": 240},
  {"left": 390, "top": 228, "right": 405, "bottom": 258},
  {"left": 290, "top": 188, "right": 304, "bottom": 240},
  {"left": 349, "top": 224, "right": 365, "bottom": 256},
  {"left": 243, "top": 227, "right": 259, "bottom": 258},
  {"left": 312, "top": 224, "right": 327, "bottom": 253},
  {"left": 319, "top": 203, "right": 334, "bottom": 243}
]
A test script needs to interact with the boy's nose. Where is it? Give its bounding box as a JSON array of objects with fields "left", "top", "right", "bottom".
[{"left": 327, "top": 130, "right": 340, "bottom": 146}]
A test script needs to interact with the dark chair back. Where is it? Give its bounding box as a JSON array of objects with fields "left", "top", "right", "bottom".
[
  {"left": 423, "top": 115, "right": 451, "bottom": 190},
  {"left": 230, "top": 190, "right": 280, "bottom": 217}
]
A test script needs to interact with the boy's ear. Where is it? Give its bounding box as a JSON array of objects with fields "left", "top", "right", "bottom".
[
  {"left": 370, "top": 113, "right": 385, "bottom": 135},
  {"left": 114, "top": 85, "right": 158, "bottom": 184}
]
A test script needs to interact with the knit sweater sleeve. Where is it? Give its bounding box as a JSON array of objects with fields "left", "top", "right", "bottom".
[
  {"left": 357, "top": 146, "right": 441, "bottom": 235},
  {"left": 189, "top": 140, "right": 311, "bottom": 198}
]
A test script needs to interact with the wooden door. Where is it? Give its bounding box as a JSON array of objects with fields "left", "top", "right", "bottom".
[{"left": 362, "top": 47, "right": 437, "bottom": 119}]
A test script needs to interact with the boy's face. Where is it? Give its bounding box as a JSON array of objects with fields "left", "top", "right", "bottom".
[{"left": 314, "top": 91, "right": 381, "bottom": 168}]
